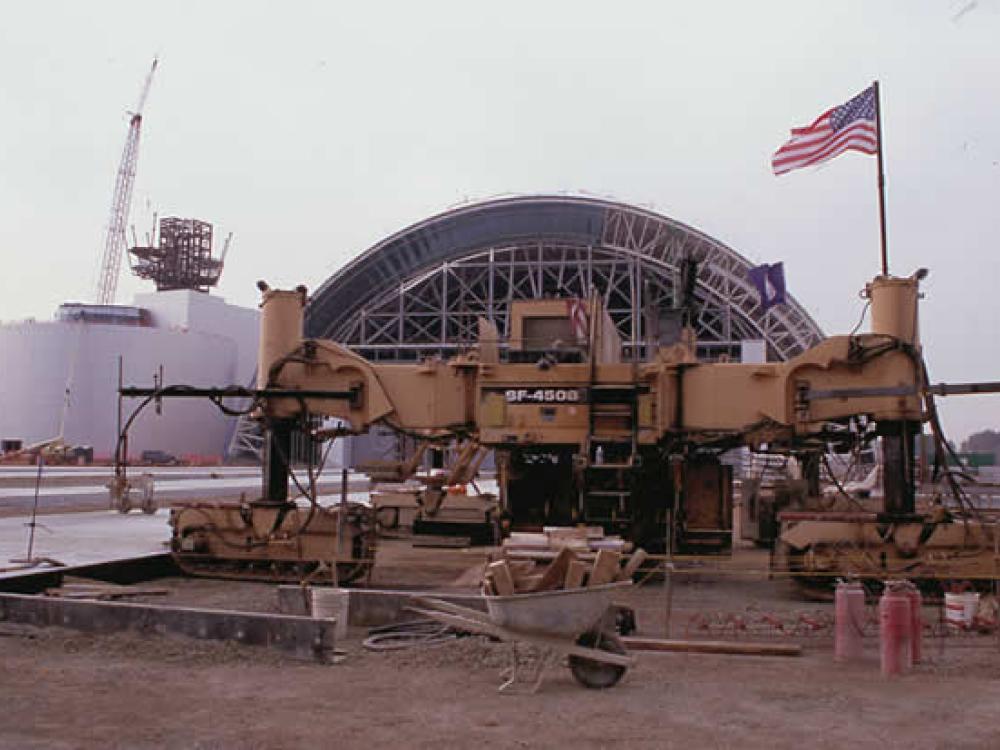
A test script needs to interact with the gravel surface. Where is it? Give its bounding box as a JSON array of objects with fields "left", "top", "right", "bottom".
[
  {"left": 2, "top": 543, "right": 1000, "bottom": 748},
  {"left": 2, "top": 618, "right": 1000, "bottom": 750}
]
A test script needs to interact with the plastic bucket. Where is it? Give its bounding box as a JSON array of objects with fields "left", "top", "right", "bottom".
[
  {"left": 311, "top": 587, "right": 350, "bottom": 640},
  {"left": 944, "top": 592, "right": 980, "bottom": 630}
]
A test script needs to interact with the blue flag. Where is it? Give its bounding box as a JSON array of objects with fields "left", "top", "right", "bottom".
[{"left": 748, "top": 263, "right": 786, "bottom": 311}]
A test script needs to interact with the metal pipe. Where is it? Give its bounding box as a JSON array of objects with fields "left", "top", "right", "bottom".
[{"left": 25, "top": 456, "right": 44, "bottom": 561}]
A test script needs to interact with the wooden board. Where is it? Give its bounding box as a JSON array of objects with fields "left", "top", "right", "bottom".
[
  {"left": 512, "top": 573, "right": 544, "bottom": 593},
  {"left": 622, "top": 637, "right": 801, "bottom": 657},
  {"left": 587, "top": 549, "right": 622, "bottom": 587},
  {"left": 483, "top": 572, "right": 497, "bottom": 596},
  {"left": 618, "top": 548, "right": 648, "bottom": 581},
  {"left": 485, "top": 560, "right": 515, "bottom": 596},
  {"left": 563, "top": 560, "right": 587, "bottom": 589},
  {"left": 507, "top": 532, "right": 549, "bottom": 547},
  {"left": 506, "top": 560, "right": 537, "bottom": 576},
  {"left": 531, "top": 547, "right": 576, "bottom": 592}
]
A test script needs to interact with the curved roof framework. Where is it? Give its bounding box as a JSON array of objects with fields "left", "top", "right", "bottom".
[{"left": 306, "top": 196, "right": 824, "bottom": 362}]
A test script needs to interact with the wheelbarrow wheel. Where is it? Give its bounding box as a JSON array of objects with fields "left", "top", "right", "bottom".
[{"left": 569, "top": 630, "right": 627, "bottom": 689}]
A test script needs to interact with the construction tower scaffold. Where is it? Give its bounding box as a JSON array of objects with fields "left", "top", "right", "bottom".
[{"left": 129, "top": 217, "right": 230, "bottom": 292}]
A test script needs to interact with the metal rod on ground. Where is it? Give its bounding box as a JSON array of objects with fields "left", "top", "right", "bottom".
[{"left": 24, "top": 455, "right": 44, "bottom": 562}]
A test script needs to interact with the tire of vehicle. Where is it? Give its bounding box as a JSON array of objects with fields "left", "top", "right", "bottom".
[{"left": 568, "top": 630, "right": 628, "bottom": 689}]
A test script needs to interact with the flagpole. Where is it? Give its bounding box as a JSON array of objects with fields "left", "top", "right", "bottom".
[{"left": 873, "top": 80, "right": 889, "bottom": 276}]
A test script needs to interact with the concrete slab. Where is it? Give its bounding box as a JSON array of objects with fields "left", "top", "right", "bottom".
[
  {"left": 0, "top": 468, "right": 369, "bottom": 513},
  {"left": 0, "top": 510, "right": 169, "bottom": 567}
]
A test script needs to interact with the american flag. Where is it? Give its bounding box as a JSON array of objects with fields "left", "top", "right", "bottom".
[
  {"left": 772, "top": 86, "right": 878, "bottom": 176},
  {"left": 567, "top": 299, "right": 588, "bottom": 342}
]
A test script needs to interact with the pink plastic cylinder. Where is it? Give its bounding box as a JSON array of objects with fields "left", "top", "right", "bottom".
[
  {"left": 880, "top": 586, "right": 912, "bottom": 677},
  {"left": 834, "top": 580, "right": 866, "bottom": 662}
]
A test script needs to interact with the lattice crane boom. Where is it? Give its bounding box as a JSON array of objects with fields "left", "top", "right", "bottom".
[{"left": 95, "top": 58, "right": 158, "bottom": 305}]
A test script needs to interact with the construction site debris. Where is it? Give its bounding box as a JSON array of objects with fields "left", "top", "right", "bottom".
[{"left": 484, "top": 542, "right": 648, "bottom": 595}]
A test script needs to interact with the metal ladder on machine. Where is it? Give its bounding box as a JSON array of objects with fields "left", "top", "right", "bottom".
[{"left": 580, "top": 332, "right": 641, "bottom": 537}]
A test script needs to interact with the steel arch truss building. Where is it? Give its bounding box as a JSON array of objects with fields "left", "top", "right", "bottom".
[{"left": 307, "top": 196, "right": 823, "bottom": 362}]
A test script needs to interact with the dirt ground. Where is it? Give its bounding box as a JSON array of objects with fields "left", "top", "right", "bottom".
[{"left": 2, "top": 542, "right": 1000, "bottom": 749}]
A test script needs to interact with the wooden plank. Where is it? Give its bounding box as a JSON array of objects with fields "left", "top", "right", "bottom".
[
  {"left": 513, "top": 573, "right": 544, "bottom": 593},
  {"left": 507, "top": 532, "right": 549, "bottom": 547},
  {"left": 486, "top": 561, "right": 515, "bottom": 596},
  {"left": 482, "top": 572, "right": 498, "bottom": 596},
  {"left": 531, "top": 547, "right": 576, "bottom": 592},
  {"left": 505, "top": 560, "right": 537, "bottom": 576},
  {"left": 622, "top": 637, "right": 801, "bottom": 657},
  {"left": 505, "top": 549, "right": 596, "bottom": 563},
  {"left": 564, "top": 643, "right": 634, "bottom": 668},
  {"left": 587, "top": 549, "right": 621, "bottom": 587},
  {"left": 618, "top": 548, "right": 648, "bottom": 581},
  {"left": 563, "top": 560, "right": 587, "bottom": 589},
  {"left": 543, "top": 526, "right": 588, "bottom": 543}
]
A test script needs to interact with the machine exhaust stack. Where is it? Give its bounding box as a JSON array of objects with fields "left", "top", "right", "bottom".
[
  {"left": 257, "top": 283, "right": 307, "bottom": 391},
  {"left": 257, "top": 283, "right": 307, "bottom": 502},
  {"left": 867, "top": 273, "right": 922, "bottom": 346},
  {"left": 866, "top": 272, "right": 926, "bottom": 516}
]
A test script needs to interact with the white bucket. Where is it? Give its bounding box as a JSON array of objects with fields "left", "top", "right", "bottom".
[
  {"left": 944, "top": 592, "right": 980, "bottom": 630},
  {"left": 311, "top": 587, "right": 349, "bottom": 640}
]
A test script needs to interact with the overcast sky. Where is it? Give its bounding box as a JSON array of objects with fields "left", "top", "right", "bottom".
[{"left": 2, "top": 1, "right": 998, "bottom": 442}]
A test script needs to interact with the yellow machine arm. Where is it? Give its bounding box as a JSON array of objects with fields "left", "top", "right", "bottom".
[{"left": 257, "top": 275, "right": 924, "bottom": 451}]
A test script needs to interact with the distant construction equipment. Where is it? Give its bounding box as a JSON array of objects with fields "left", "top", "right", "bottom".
[{"left": 94, "top": 58, "right": 158, "bottom": 305}]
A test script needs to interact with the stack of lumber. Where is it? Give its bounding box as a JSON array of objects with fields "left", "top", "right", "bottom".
[
  {"left": 483, "top": 546, "right": 647, "bottom": 595},
  {"left": 501, "top": 526, "right": 633, "bottom": 562}
]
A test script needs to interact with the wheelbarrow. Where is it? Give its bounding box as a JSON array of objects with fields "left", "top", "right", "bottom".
[{"left": 409, "top": 581, "right": 634, "bottom": 692}]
